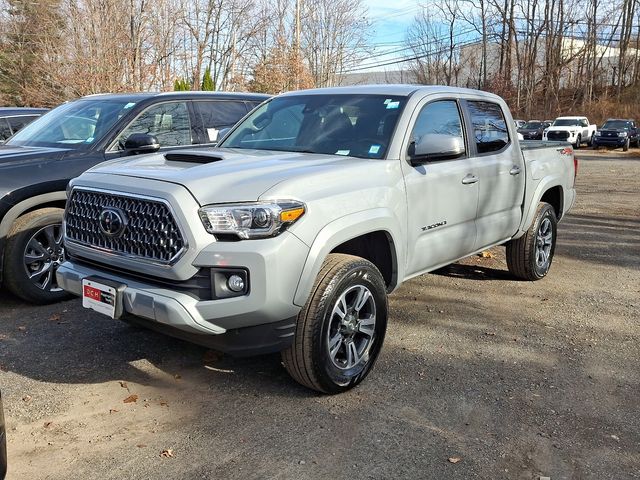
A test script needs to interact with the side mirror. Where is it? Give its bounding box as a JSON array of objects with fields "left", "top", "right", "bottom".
[
  {"left": 124, "top": 133, "right": 160, "bottom": 154},
  {"left": 408, "top": 134, "right": 465, "bottom": 166}
]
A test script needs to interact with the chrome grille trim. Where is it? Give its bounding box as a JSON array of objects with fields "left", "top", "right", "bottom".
[{"left": 64, "top": 187, "right": 187, "bottom": 266}]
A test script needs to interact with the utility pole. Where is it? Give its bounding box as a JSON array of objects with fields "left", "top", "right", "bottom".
[{"left": 295, "top": 0, "right": 301, "bottom": 89}]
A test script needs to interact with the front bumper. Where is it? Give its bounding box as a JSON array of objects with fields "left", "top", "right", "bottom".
[
  {"left": 56, "top": 232, "right": 310, "bottom": 355},
  {"left": 593, "top": 137, "right": 627, "bottom": 147}
]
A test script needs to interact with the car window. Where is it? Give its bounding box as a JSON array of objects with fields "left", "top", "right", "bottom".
[
  {"left": 580, "top": 119, "right": 588, "bottom": 127},
  {"left": 7, "top": 115, "right": 38, "bottom": 134},
  {"left": 410, "top": 100, "right": 464, "bottom": 152},
  {"left": 193, "top": 101, "right": 248, "bottom": 143},
  {"left": 467, "top": 101, "right": 509, "bottom": 154},
  {"left": 115, "top": 102, "right": 192, "bottom": 150},
  {"left": 0, "top": 118, "right": 12, "bottom": 141}
]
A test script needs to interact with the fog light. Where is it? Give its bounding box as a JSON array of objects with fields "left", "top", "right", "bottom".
[{"left": 227, "top": 274, "right": 245, "bottom": 292}]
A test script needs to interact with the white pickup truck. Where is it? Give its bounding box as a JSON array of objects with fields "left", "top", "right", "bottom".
[
  {"left": 543, "top": 116, "right": 597, "bottom": 148},
  {"left": 57, "top": 85, "right": 577, "bottom": 393}
]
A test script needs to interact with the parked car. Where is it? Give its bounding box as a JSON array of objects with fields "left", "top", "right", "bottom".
[
  {"left": 518, "top": 120, "right": 551, "bottom": 140},
  {"left": 0, "top": 390, "right": 6, "bottom": 480},
  {"left": 592, "top": 118, "right": 639, "bottom": 151},
  {"left": 543, "top": 116, "right": 597, "bottom": 148},
  {"left": 56, "top": 85, "right": 577, "bottom": 393},
  {"left": 0, "top": 91, "right": 270, "bottom": 304},
  {"left": 0, "top": 107, "right": 48, "bottom": 143}
]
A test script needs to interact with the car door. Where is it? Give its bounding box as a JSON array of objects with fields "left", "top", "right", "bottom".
[
  {"left": 401, "top": 98, "right": 478, "bottom": 276},
  {"left": 464, "top": 100, "right": 525, "bottom": 249},
  {"left": 191, "top": 100, "right": 250, "bottom": 145}
]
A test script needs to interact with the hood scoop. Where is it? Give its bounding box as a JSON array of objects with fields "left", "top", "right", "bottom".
[{"left": 164, "top": 153, "right": 224, "bottom": 164}]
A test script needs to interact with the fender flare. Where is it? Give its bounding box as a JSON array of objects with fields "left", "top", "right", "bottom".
[
  {"left": 516, "top": 178, "right": 563, "bottom": 238},
  {"left": 0, "top": 191, "right": 67, "bottom": 239},
  {"left": 293, "top": 208, "right": 404, "bottom": 307}
]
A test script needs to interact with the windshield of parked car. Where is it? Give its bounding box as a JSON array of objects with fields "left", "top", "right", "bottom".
[
  {"left": 553, "top": 119, "right": 582, "bottom": 127},
  {"left": 6, "top": 99, "right": 136, "bottom": 149},
  {"left": 522, "top": 121, "right": 543, "bottom": 129},
  {"left": 601, "top": 120, "right": 632, "bottom": 130},
  {"left": 220, "top": 94, "right": 406, "bottom": 159}
]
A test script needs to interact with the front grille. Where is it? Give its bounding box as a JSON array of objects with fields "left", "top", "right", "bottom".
[
  {"left": 547, "top": 131, "right": 569, "bottom": 141},
  {"left": 65, "top": 189, "right": 185, "bottom": 264}
]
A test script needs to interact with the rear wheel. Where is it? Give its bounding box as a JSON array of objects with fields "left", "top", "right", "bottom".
[
  {"left": 281, "top": 254, "right": 388, "bottom": 394},
  {"left": 506, "top": 202, "right": 557, "bottom": 281},
  {"left": 3, "top": 208, "right": 71, "bottom": 304}
]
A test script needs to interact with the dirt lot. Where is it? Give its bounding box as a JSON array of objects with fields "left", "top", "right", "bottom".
[{"left": 0, "top": 149, "right": 638, "bottom": 480}]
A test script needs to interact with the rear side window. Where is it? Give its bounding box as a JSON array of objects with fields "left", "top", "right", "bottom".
[
  {"left": 0, "top": 118, "right": 12, "bottom": 141},
  {"left": 8, "top": 115, "right": 38, "bottom": 134},
  {"left": 467, "top": 101, "right": 509, "bottom": 154},
  {"left": 193, "top": 101, "right": 248, "bottom": 143}
]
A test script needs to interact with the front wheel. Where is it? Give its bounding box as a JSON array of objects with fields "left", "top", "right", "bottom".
[
  {"left": 505, "top": 202, "right": 558, "bottom": 281},
  {"left": 573, "top": 134, "right": 581, "bottom": 149},
  {"left": 281, "top": 254, "right": 388, "bottom": 394},
  {"left": 623, "top": 138, "right": 630, "bottom": 152},
  {"left": 3, "top": 208, "right": 72, "bottom": 304}
]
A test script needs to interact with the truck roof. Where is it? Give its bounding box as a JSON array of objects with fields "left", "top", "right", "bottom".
[
  {"left": 280, "top": 84, "right": 503, "bottom": 100},
  {"left": 555, "top": 116, "right": 587, "bottom": 120}
]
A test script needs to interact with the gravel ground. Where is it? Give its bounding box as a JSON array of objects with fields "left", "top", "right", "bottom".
[{"left": 0, "top": 149, "right": 638, "bottom": 480}]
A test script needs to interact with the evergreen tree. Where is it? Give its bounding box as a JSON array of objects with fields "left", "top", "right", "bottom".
[{"left": 201, "top": 68, "right": 214, "bottom": 91}]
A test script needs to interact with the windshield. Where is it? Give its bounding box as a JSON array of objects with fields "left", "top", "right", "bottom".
[
  {"left": 6, "top": 99, "right": 136, "bottom": 149},
  {"left": 602, "top": 120, "right": 632, "bottom": 130},
  {"left": 522, "top": 122, "right": 543, "bottom": 129},
  {"left": 220, "top": 94, "right": 406, "bottom": 159},
  {"left": 553, "top": 119, "right": 582, "bottom": 127}
]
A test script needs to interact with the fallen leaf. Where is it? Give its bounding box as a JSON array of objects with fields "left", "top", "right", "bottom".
[
  {"left": 119, "top": 381, "right": 129, "bottom": 390},
  {"left": 611, "top": 434, "right": 620, "bottom": 441},
  {"left": 44, "top": 422, "right": 53, "bottom": 428},
  {"left": 22, "top": 395, "right": 32, "bottom": 403},
  {"left": 479, "top": 251, "right": 494, "bottom": 258},
  {"left": 448, "top": 457, "right": 462, "bottom": 464},
  {"left": 109, "top": 409, "right": 119, "bottom": 414},
  {"left": 160, "top": 401, "right": 169, "bottom": 407},
  {"left": 160, "top": 449, "right": 174, "bottom": 458},
  {"left": 48, "top": 314, "right": 61, "bottom": 322},
  {"left": 484, "top": 332, "right": 496, "bottom": 336},
  {"left": 123, "top": 394, "right": 139, "bottom": 404}
]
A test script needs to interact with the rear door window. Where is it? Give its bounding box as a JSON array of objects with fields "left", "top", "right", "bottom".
[
  {"left": 193, "top": 101, "right": 249, "bottom": 143},
  {"left": 467, "top": 101, "right": 510, "bottom": 154},
  {"left": 0, "top": 118, "right": 12, "bottom": 141}
]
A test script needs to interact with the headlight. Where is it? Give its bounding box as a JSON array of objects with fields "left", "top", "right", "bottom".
[
  {"left": 569, "top": 130, "right": 576, "bottom": 135},
  {"left": 595, "top": 131, "right": 601, "bottom": 136},
  {"left": 618, "top": 131, "right": 628, "bottom": 137},
  {"left": 199, "top": 201, "right": 305, "bottom": 239}
]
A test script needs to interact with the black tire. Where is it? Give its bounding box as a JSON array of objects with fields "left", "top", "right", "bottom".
[
  {"left": 281, "top": 253, "right": 388, "bottom": 394},
  {"left": 505, "top": 202, "right": 558, "bottom": 281},
  {"left": 574, "top": 134, "right": 581, "bottom": 149},
  {"left": 623, "top": 139, "right": 629, "bottom": 152},
  {"left": 3, "top": 208, "right": 71, "bottom": 304}
]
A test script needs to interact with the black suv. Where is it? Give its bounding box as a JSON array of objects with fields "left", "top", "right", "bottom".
[
  {"left": 518, "top": 120, "right": 551, "bottom": 140},
  {"left": 0, "top": 107, "right": 49, "bottom": 143},
  {"left": 0, "top": 91, "right": 269, "bottom": 303},
  {"left": 592, "top": 118, "right": 639, "bottom": 151}
]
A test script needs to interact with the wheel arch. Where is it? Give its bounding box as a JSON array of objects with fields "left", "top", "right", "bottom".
[
  {"left": 293, "top": 209, "right": 404, "bottom": 307},
  {"left": 515, "top": 179, "right": 565, "bottom": 239}
]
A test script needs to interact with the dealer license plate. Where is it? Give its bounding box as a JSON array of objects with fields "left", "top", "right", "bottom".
[{"left": 82, "top": 278, "right": 119, "bottom": 318}]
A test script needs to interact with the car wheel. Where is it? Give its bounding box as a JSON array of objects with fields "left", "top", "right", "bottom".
[
  {"left": 623, "top": 138, "right": 629, "bottom": 151},
  {"left": 3, "top": 208, "right": 72, "bottom": 304},
  {"left": 281, "top": 253, "right": 388, "bottom": 394},
  {"left": 573, "top": 134, "right": 581, "bottom": 149},
  {"left": 505, "top": 202, "right": 557, "bottom": 281}
]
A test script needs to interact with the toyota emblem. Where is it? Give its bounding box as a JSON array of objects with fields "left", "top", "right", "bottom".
[{"left": 98, "top": 208, "right": 127, "bottom": 236}]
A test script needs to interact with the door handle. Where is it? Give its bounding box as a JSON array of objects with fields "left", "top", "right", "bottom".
[
  {"left": 509, "top": 166, "right": 522, "bottom": 175},
  {"left": 461, "top": 174, "right": 479, "bottom": 185}
]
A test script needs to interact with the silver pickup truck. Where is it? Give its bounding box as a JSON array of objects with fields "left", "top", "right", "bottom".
[{"left": 57, "top": 85, "right": 577, "bottom": 393}]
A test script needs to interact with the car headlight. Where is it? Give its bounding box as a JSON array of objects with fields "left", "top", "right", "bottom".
[
  {"left": 595, "top": 131, "right": 601, "bottom": 136},
  {"left": 199, "top": 201, "right": 305, "bottom": 239},
  {"left": 618, "top": 131, "right": 628, "bottom": 137},
  {"left": 569, "top": 130, "right": 576, "bottom": 135}
]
